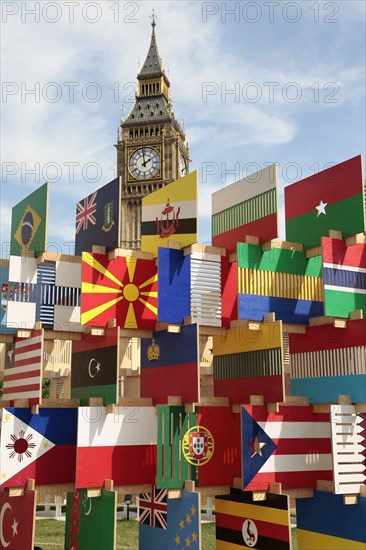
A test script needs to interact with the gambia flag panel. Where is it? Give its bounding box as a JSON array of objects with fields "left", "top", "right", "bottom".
[
  {"left": 285, "top": 155, "right": 365, "bottom": 250},
  {"left": 216, "top": 488, "right": 291, "bottom": 550},
  {"left": 81, "top": 252, "right": 157, "bottom": 329},
  {"left": 212, "top": 163, "right": 279, "bottom": 253},
  {"left": 241, "top": 405, "right": 333, "bottom": 491},
  {"left": 0, "top": 487, "right": 36, "bottom": 550},
  {"left": 141, "top": 171, "right": 198, "bottom": 258},
  {"left": 322, "top": 236, "right": 366, "bottom": 318}
]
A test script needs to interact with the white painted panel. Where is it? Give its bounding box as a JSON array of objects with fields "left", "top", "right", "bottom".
[
  {"left": 55, "top": 260, "right": 82, "bottom": 288},
  {"left": 54, "top": 305, "right": 83, "bottom": 332},
  {"left": 7, "top": 301, "right": 36, "bottom": 329},
  {"left": 9, "top": 255, "right": 37, "bottom": 283},
  {"left": 191, "top": 258, "right": 221, "bottom": 327}
]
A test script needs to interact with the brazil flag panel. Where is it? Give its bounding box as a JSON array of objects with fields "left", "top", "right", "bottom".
[
  {"left": 10, "top": 182, "right": 49, "bottom": 257},
  {"left": 215, "top": 488, "right": 291, "bottom": 550}
]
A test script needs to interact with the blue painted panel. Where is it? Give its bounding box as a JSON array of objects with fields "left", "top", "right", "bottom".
[
  {"left": 238, "top": 294, "right": 324, "bottom": 324},
  {"left": 291, "top": 374, "right": 366, "bottom": 404},
  {"left": 157, "top": 248, "right": 190, "bottom": 324}
]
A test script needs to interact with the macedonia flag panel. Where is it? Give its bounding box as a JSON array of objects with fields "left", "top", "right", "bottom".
[{"left": 81, "top": 252, "right": 158, "bottom": 329}]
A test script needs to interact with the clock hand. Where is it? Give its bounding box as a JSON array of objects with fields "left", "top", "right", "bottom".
[{"left": 142, "top": 148, "right": 146, "bottom": 164}]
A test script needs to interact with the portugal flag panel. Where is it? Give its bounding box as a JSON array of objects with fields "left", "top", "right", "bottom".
[
  {"left": 81, "top": 252, "right": 157, "bottom": 329},
  {"left": 0, "top": 487, "right": 36, "bottom": 550},
  {"left": 285, "top": 155, "right": 365, "bottom": 249},
  {"left": 216, "top": 488, "right": 291, "bottom": 550}
]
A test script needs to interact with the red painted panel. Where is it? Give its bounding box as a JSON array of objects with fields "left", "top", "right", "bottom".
[
  {"left": 289, "top": 319, "right": 366, "bottom": 353},
  {"left": 213, "top": 213, "right": 278, "bottom": 253},
  {"left": 221, "top": 256, "right": 238, "bottom": 327}
]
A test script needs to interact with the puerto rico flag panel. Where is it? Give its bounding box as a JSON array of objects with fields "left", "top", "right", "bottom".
[
  {"left": 71, "top": 327, "right": 119, "bottom": 405},
  {"left": 322, "top": 236, "right": 366, "bottom": 318},
  {"left": 141, "top": 171, "right": 198, "bottom": 258},
  {"left": 2, "top": 329, "right": 43, "bottom": 406},
  {"left": 64, "top": 488, "right": 116, "bottom": 550},
  {"left": 241, "top": 405, "right": 332, "bottom": 491},
  {"left": 140, "top": 324, "right": 199, "bottom": 404},
  {"left": 290, "top": 319, "right": 366, "bottom": 403},
  {"left": 296, "top": 490, "right": 366, "bottom": 549},
  {"left": 213, "top": 321, "right": 284, "bottom": 404},
  {"left": 0, "top": 407, "right": 77, "bottom": 487},
  {"left": 216, "top": 488, "right": 291, "bottom": 550},
  {"left": 81, "top": 252, "right": 157, "bottom": 329},
  {"left": 212, "top": 163, "right": 279, "bottom": 253},
  {"left": 75, "top": 178, "right": 121, "bottom": 256},
  {"left": 76, "top": 406, "right": 157, "bottom": 488},
  {"left": 285, "top": 155, "right": 365, "bottom": 250},
  {"left": 0, "top": 486, "right": 36, "bottom": 550},
  {"left": 157, "top": 248, "right": 191, "bottom": 324},
  {"left": 237, "top": 243, "right": 324, "bottom": 324}
]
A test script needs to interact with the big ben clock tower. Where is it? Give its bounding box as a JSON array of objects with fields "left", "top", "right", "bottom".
[{"left": 116, "top": 12, "right": 190, "bottom": 249}]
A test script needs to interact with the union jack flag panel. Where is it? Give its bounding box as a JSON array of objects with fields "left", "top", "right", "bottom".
[
  {"left": 139, "top": 487, "right": 167, "bottom": 530},
  {"left": 76, "top": 192, "right": 97, "bottom": 235}
]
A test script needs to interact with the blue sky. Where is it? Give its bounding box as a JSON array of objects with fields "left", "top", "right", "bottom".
[{"left": 1, "top": 0, "right": 365, "bottom": 255}]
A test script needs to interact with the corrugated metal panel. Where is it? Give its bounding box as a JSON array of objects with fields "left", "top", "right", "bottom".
[
  {"left": 191, "top": 257, "right": 222, "bottom": 327},
  {"left": 291, "top": 346, "right": 366, "bottom": 378}
]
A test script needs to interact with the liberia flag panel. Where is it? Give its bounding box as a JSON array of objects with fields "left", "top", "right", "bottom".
[
  {"left": 76, "top": 406, "right": 157, "bottom": 488},
  {"left": 216, "top": 488, "right": 291, "bottom": 550},
  {"left": 140, "top": 324, "right": 199, "bottom": 404},
  {"left": 0, "top": 407, "right": 77, "bottom": 487},
  {"left": 2, "top": 329, "right": 43, "bottom": 406},
  {"left": 75, "top": 178, "right": 120, "bottom": 256},
  {"left": 322, "top": 236, "right": 366, "bottom": 318},
  {"left": 241, "top": 405, "right": 333, "bottom": 491},
  {"left": 212, "top": 164, "right": 279, "bottom": 252},
  {"left": 81, "top": 252, "right": 157, "bottom": 329},
  {"left": 0, "top": 486, "right": 36, "bottom": 550},
  {"left": 64, "top": 489, "right": 116, "bottom": 550},
  {"left": 71, "top": 327, "right": 119, "bottom": 405},
  {"left": 157, "top": 248, "right": 191, "bottom": 324},
  {"left": 296, "top": 491, "right": 366, "bottom": 549},
  {"left": 285, "top": 155, "right": 365, "bottom": 249},
  {"left": 141, "top": 171, "right": 198, "bottom": 258}
]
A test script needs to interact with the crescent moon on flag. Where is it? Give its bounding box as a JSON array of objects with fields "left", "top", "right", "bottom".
[
  {"left": 88, "top": 358, "right": 96, "bottom": 378},
  {"left": 0, "top": 503, "right": 12, "bottom": 548},
  {"left": 84, "top": 498, "right": 92, "bottom": 517}
]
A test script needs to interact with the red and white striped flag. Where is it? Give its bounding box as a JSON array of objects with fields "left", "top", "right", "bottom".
[{"left": 3, "top": 329, "right": 43, "bottom": 405}]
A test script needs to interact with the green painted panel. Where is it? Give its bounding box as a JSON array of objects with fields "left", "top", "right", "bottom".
[
  {"left": 71, "top": 384, "right": 117, "bottom": 406},
  {"left": 324, "top": 289, "right": 366, "bottom": 318}
]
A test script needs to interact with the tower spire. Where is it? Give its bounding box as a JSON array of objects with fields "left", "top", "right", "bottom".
[{"left": 139, "top": 10, "right": 166, "bottom": 78}]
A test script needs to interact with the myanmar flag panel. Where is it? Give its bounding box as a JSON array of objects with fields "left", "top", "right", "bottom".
[
  {"left": 140, "top": 324, "right": 199, "bottom": 404},
  {"left": 10, "top": 182, "right": 49, "bottom": 257},
  {"left": 216, "top": 488, "right": 291, "bottom": 550},
  {"left": 285, "top": 155, "right": 365, "bottom": 249},
  {"left": 0, "top": 488, "right": 36, "bottom": 550}
]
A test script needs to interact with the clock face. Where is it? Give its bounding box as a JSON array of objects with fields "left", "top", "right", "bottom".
[
  {"left": 179, "top": 153, "right": 187, "bottom": 177},
  {"left": 129, "top": 147, "right": 161, "bottom": 180}
]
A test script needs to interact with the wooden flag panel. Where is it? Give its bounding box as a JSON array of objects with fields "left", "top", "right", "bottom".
[
  {"left": 157, "top": 248, "right": 190, "bottom": 324},
  {"left": 0, "top": 486, "right": 36, "bottom": 550},
  {"left": 190, "top": 251, "right": 222, "bottom": 327}
]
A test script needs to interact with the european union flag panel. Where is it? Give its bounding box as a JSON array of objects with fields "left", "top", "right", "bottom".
[
  {"left": 0, "top": 486, "right": 36, "bottom": 550},
  {"left": 0, "top": 408, "right": 77, "bottom": 487}
]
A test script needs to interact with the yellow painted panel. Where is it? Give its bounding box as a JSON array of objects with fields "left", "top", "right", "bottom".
[
  {"left": 297, "top": 529, "right": 365, "bottom": 550},
  {"left": 215, "top": 499, "right": 288, "bottom": 525},
  {"left": 141, "top": 233, "right": 197, "bottom": 259},
  {"left": 214, "top": 321, "right": 282, "bottom": 356},
  {"left": 216, "top": 540, "right": 243, "bottom": 550},
  {"left": 142, "top": 171, "right": 197, "bottom": 205}
]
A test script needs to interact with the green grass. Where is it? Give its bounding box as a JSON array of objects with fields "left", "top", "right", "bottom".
[{"left": 35, "top": 519, "right": 298, "bottom": 549}]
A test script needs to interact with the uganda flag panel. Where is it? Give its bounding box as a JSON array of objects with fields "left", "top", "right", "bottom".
[
  {"left": 285, "top": 155, "right": 365, "bottom": 250},
  {"left": 290, "top": 319, "right": 366, "bottom": 403},
  {"left": 212, "top": 164, "right": 279, "bottom": 253},
  {"left": 157, "top": 248, "right": 191, "bottom": 324},
  {"left": 141, "top": 171, "right": 198, "bottom": 258},
  {"left": 81, "top": 252, "right": 157, "bottom": 329},
  {"left": 0, "top": 486, "right": 36, "bottom": 550},
  {"left": 213, "top": 321, "right": 284, "bottom": 404},
  {"left": 241, "top": 405, "right": 333, "bottom": 491},
  {"left": 0, "top": 407, "right": 77, "bottom": 487},
  {"left": 76, "top": 406, "right": 157, "bottom": 488},
  {"left": 75, "top": 178, "right": 121, "bottom": 256},
  {"left": 64, "top": 489, "right": 116, "bottom": 550},
  {"left": 71, "top": 327, "right": 119, "bottom": 405},
  {"left": 140, "top": 324, "right": 199, "bottom": 404},
  {"left": 215, "top": 488, "right": 291, "bottom": 550},
  {"left": 322, "top": 236, "right": 366, "bottom": 318},
  {"left": 296, "top": 491, "right": 366, "bottom": 549},
  {"left": 10, "top": 182, "right": 49, "bottom": 257}
]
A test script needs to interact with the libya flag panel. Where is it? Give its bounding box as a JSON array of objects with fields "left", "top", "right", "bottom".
[
  {"left": 71, "top": 327, "right": 119, "bottom": 405},
  {"left": 10, "top": 182, "right": 49, "bottom": 257},
  {"left": 64, "top": 489, "right": 116, "bottom": 550},
  {"left": 216, "top": 488, "right": 291, "bottom": 550},
  {"left": 81, "top": 252, "right": 158, "bottom": 329},
  {"left": 285, "top": 155, "right": 365, "bottom": 249},
  {"left": 141, "top": 171, "right": 198, "bottom": 258},
  {"left": 75, "top": 178, "right": 121, "bottom": 256},
  {"left": 0, "top": 487, "right": 36, "bottom": 550}
]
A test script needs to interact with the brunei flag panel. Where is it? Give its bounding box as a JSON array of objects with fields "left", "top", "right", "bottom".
[
  {"left": 10, "top": 182, "right": 49, "bottom": 257},
  {"left": 322, "top": 236, "right": 366, "bottom": 318},
  {"left": 296, "top": 491, "right": 366, "bottom": 549},
  {"left": 81, "top": 252, "right": 158, "bottom": 329},
  {"left": 0, "top": 486, "right": 36, "bottom": 550},
  {"left": 141, "top": 171, "right": 198, "bottom": 257},
  {"left": 215, "top": 488, "right": 291, "bottom": 550},
  {"left": 285, "top": 155, "right": 365, "bottom": 250},
  {"left": 212, "top": 163, "right": 279, "bottom": 252}
]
